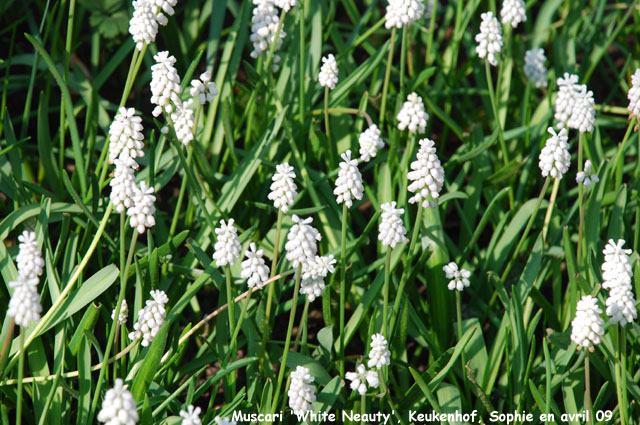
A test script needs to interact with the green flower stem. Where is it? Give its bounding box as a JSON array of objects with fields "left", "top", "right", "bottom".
[
  {"left": 379, "top": 27, "right": 397, "bottom": 128},
  {"left": 7, "top": 202, "right": 114, "bottom": 372},
  {"left": 259, "top": 209, "right": 284, "bottom": 370},
  {"left": 612, "top": 118, "right": 636, "bottom": 187},
  {"left": 619, "top": 326, "right": 629, "bottom": 425},
  {"left": 225, "top": 265, "right": 236, "bottom": 358},
  {"left": 382, "top": 248, "right": 392, "bottom": 339},
  {"left": 389, "top": 205, "right": 423, "bottom": 338},
  {"left": 577, "top": 133, "right": 586, "bottom": 264},
  {"left": 455, "top": 290, "right": 470, "bottom": 405},
  {"left": 271, "top": 263, "right": 303, "bottom": 415},
  {"left": 293, "top": 298, "right": 310, "bottom": 352},
  {"left": 399, "top": 26, "right": 408, "bottom": 103},
  {"left": 361, "top": 392, "right": 366, "bottom": 425},
  {"left": 585, "top": 354, "right": 593, "bottom": 425},
  {"left": 16, "top": 331, "right": 24, "bottom": 425},
  {"left": 228, "top": 287, "right": 254, "bottom": 363},
  {"left": 58, "top": 0, "right": 76, "bottom": 177},
  {"left": 542, "top": 177, "right": 560, "bottom": 241},
  {"left": 264, "top": 9, "right": 286, "bottom": 77},
  {"left": 484, "top": 61, "right": 508, "bottom": 167},
  {"left": 339, "top": 202, "right": 348, "bottom": 377},
  {"left": 88, "top": 229, "right": 138, "bottom": 424},
  {"left": 325, "top": 86, "right": 337, "bottom": 168}
]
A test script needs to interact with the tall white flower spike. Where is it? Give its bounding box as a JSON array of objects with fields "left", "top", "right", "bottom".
[
  {"left": 318, "top": 54, "right": 339, "bottom": 90},
  {"left": 407, "top": 138, "right": 445, "bottom": 208},
  {"left": 334, "top": 150, "right": 364, "bottom": 208},
  {"left": 538, "top": 127, "right": 570, "bottom": 179},
  {"left": 358, "top": 124, "right": 385, "bottom": 162},
  {"left": 268, "top": 163, "right": 298, "bottom": 213},
  {"left": 346, "top": 364, "right": 380, "bottom": 395},
  {"left": 524, "top": 48, "right": 548, "bottom": 88},
  {"left": 397, "top": 92, "right": 429, "bottom": 133},
  {"left": 285, "top": 215, "right": 321, "bottom": 267},
  {"left": 378, "top": 202, "right": 408, "bottom": 249},
  {"left": 97, "top": 378, "right": 139, "bottom": 425},
  {"left": 213, "top": 219, "right": 242, "bottom": 267},
  {"left": 475, "top": 12, "right": 503, "bottom": 66},
  {"left": 288, "top": 366, "right": 316, "bottom": 415},
  {"left": 570, "top": 295, "right": 604, "bottom": 351}
]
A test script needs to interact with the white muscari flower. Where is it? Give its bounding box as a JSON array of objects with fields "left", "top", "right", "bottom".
[
  {"left": 334, "top": 150, "right": 364, "bottom": 208},
  {"left": 407, "top": 138, "right": 445, "bottom": 208},
  {"left": 570, "top": 295, "right": 604, "bottom": 351},
  {"left": 127, "top": 181, "right": 156, "bottom": 234},
  {"left": 241, "top": 243, "right": 270, "bottom": 289},
  {"left": 384, "top": 0, "right": 425, "bottom": 29},
  {"left": 367, "top": 333, "right": 391, "bottom": 369},
  {"left": 149, "top": 0, "right": 178, "bottom": 26},
  {"left": 378, "top": 202, "right": 408, "bottom": 249},
  {"left": 554, "top": 73, "right": 581, "bottom": 126},
  {"left": 601, "top": 239, "right": 637, "bottom": 325},
  {"left": 129, "top": 0, "right": 158, "bottom": 51},
  {"left": 443, "top": 262, "right": 471, "bottom": 292},
  {"left": 318, "top": 54, "right": 339, "bottom": 90},
  {"left": 17, "top": 230, "right": 43, "bottom": 279},
  {"left": 179, "top": 405, "right": 202, "bottom": 425},
  {"left": 358, "top": 124, "right": 385, "bottom": 162},
  {"left": 108, "top": 107, "right": 145, "bottom": 166},
  {"left": 129, "top": 290, "right": 169, "bottom": 347},
  {"left": 567, "top": 87, "right": 595, "bottom": 133},
  {"left": 268, "top": 162, "right": 298, "bottom": 213},
  {"left": 538, "top": 127, "right": 570, "bottom": 179},
  {"left": 288, "top": 366, "right": 316, "bottom": 415},
  {"left": 285, "top": 215, "right": 321, "bottom": 267},
  {"left": 150, "top": 51, "right": 182, "bottom": 117},
  {"left": 250, "top": 0, "right": 285, "bottom": 72},
  {"left": 345, "top": 364, "right": 379, "bottom": 395},
  {"left": 475, "top": 12, "right": 503, "bottom": 66},
  {"left": 213, "top": 418, "right": 236, "bottom": 425},
  {"left": 189, "top": 71, "right": 218, "bottom": 105},
  {"left": 171, "top": 99, "right": 195, "bottom": 146},
  {"left": 97, "top": 378, "right": 138, "bottom": 425},
  {"left": 524, "top": 48, "right": 548, "bottom": 88},
  {"left": 500, "top": 0, "right": 526, "bottom": 28},
  {"left": 274, "top": 0, "right": 297, "bottom": 12},
  {"left": 628, "top": 69, "right": 640, "bottom": 119},
  {"left": 298, "top": 254, "right": 336, "bottom": 301},
  {"left": 397, "top": 92, "right": 429, "bottom": 133},
  {"left": 110, "top": 158, "right": 138, "bottom": 213},
  {"left": 213, "top": 219, "right": 242, "bottom": 267},
  {"left": 7, "top": 275, "right": 42, "bottom": 328},
  {"left": 576, "top": 160, "right": 599, "bottom": 187},
  {"left": 112, "top": 299, "right": 129, "bottom": 325}
]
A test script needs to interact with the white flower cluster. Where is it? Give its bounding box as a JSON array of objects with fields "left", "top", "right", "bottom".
[
  {"left": 97, "top": 378, "right": 138, "bottom": 425},
  {"left": 358, "top": 124, "right": 385, "bottom": 162},
  {"left": 443, "top": 262, "right": 471, "bottom": 292},
  {"left": 576, "top": 160, "right": 599, "bottom": 187},
  {"left": 268, "top": 162, "right": 298, "bottom": 213},
  {"left": 524, "top": 48, "right": 548, "bottom": 88},
  {"left": 110, "top": 158, "right": 137, "bottom": 212},
  {"left": 190, "top": 71, "right": 218, "bottom": 105},
  {"left": 108, "top": 107, "right": 145, "bottom": 167},
  {"left": 538, "top": 127, "right": 570, "bottom": 179},
  {"left": 554, "top": 73, "right": 596, "bottom": 133},
  {"left": 500, "top": 0, "right": 526, "bottom": 28},
  {"left": 367, "top": 333, "right": 391, "bottom": 369},
  {"left": 628, "top": 69, "right": 640, "bottom": 120},
  {"left": 299, "top": 254, "right": 336, "bottom": 301},
  {"left": 570, "top": 295, "right": 604, "bottom": 351},
  {"left": 385, "top": 0, "right": 425, "bottom": 29},
  {"left": 241, "top": 243, "right": 270, "bottom": 289},
  {"left": 129, "top": 290, "right": 169, "bottom": 347},
  {"left": 129, "top": 0, "right": 177, "bottom": 49},
  {"left": 112, "top": 299, "right": 129, "bottom": 325},
  {"left": 128, "top": 181, "right": 156, "bottom": 234},
  {"left": 288, "top": 366, "right": 316, "bottom": 415},
  {"left": 407, "top": 138, "right": 445, "bottom": 208},
  {"left": 250, "top": 0, "right": 286, "bottom": 72},
  {"left": 601, "top": 239, "right": 637, "bottom": 326},
  {"left": 397, "top": 92, "right": 429, "bottom": 133},
  {"left": 8, "top": 230, "right": 44, "bottom": 328},
  {"left": 285, "top": 215, "right": 322, "bottom": 267},
  {"left": 214, "top": 417, "right": 236, "bottom": 425},
  {"left": 378, "top": 202, "right": 408, "bottom": 249},
  {"left": 334, "top": 150, "right": 364, "bottom": 208},
  {"left": 274, "top": 0, "right": 297, "bottom": 12},
  {"left": 319, "top": 54, "right": 339, "bottom": 90},
  {"left": 213, "top": 219, "right": 242, "bottom": 267},
  {"left": 171, "top": 98, "right": 196, "bottom": 146},
  {"left": 179, "top": 405, "right": 202, "bottom": 425},
  {"left": 475, "top": 12, "right": 503, "bottom": 66},
  {"left": 346, "top": 364, "right": 380, "bottom": 395},
  {"left": 150, "top": 51, "right": 182, "bottom": 117}
]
